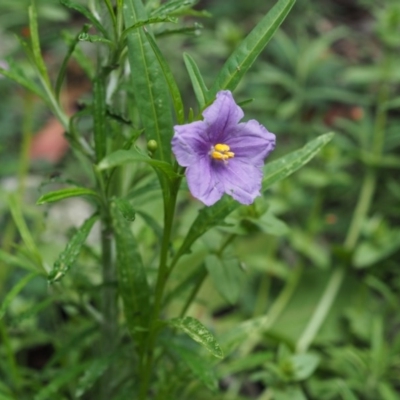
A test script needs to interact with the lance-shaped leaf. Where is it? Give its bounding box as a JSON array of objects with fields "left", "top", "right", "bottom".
[
  {"left": 174, "top": 133, "right": 333, "bottom": 259},
  {"left": 0, "top": 272, "right": 40, "bottom": 320},
  {"left": 111, "top": 201, "right": 150, "bottom": 339},
  {"left": 168, "top": 316, "right": 224, "bottom": 359},
  {"left": 60, "top": 0, "right": 109, "bottom": 38},
  {"left": 48, "top": 214, "right": 99, "bottom": 283},
  {"left": 209, "top": 0, "right": 296, "bottom": 99},
  {"left": 183, "top": 53, "right": 209, "bottom": 110},
  {"left": 37, "top": 187, "right": 100, "bottom": 205},
  {"left": 124, "top": 0, "right": 174, "bottom": 162}
]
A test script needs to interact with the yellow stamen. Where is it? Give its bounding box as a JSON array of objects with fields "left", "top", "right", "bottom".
[{"left": 210, "top": 143, "right": 235, "bottom": 162}]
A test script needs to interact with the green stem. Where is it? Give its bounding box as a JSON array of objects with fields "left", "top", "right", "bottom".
[
  {"left": 139, "top": 179, "right": 180, "bottom": 400},
  {"left": 295, "top": 50, "right": 392, "bottom": 353},
  {"left": 100, "top": 208, "right": 117, "bottom": 399}
]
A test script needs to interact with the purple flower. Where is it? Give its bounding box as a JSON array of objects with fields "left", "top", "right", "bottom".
[{"left": 172, "top": 90, "right": 276, "bottom": 206}]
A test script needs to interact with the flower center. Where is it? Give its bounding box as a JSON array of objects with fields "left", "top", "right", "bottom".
[{"left": 210, "top": 143, "right": 235, "bottom": 162}]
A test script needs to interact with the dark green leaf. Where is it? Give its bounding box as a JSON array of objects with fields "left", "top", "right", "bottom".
[
  {"left": 122, "top": 16, "right": 177, "bottom": 39},
  {"left": 111, "top": 201, "right": 151, "bottom": 339},
  {"left": 168, "top": 316, "right": 224, "bottom": 359},
  {"left": 124, "top": 0, "right": 174, "bottom": 162},
  {"left": 48, "top": 214, "right": 99, "bottom": 283}
]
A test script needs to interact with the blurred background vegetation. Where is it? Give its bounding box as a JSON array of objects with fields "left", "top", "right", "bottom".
[{"left": 1, "top": 0, "right": 400, "bottom": 399}]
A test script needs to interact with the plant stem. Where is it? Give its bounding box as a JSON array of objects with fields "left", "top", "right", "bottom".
[
  {"left": 100, "top": 208, "right": 117, "bottom": 399},
  {"left": 139, "top": 179, "right": 180, "bottom": 399}
]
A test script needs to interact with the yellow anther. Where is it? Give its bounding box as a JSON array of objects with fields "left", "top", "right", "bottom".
[
  {"left": 210, "top": 143, "right": 235, "bottom": 162},
  {"left": 214, "top": 143, "right": 231, "bottom": 153}
]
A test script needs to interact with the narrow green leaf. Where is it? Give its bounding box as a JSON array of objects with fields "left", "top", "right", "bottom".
[
  {"left": 150, "top": 0, "right": 197, "bottom": 17},
  {"left": 209, "top": 0, "right": 296, "bottom": 98},
  {"left": 55, "top": 25, "right": 90, "bottom": 100},
  {"left": 111, "top": 201, "right": 151, "bottom": 339},
  {"left": 0, "top": 273, "right": 39, "bottom": 320},
  {"left": 205, "top": 254, "right": 245, "bottom": 305},
  {"left": 0, "top": 66, "right": 46, "bottom": 100},
  {"left": 219, "top": 316, "right": 269, "bottom": 356},
  {"left": 136, "top": 210, "right": 163, "bottom": 241},
  {"left": 93, "top": 77, "right": 107, "bottom": 162},
  {"left": 183, "top": 53, "right": 209, "bottom": 110},
  {"left": 37, "top": 187, "right": 100, "bottom": 205},
  {"left": 124, "top": 0, "right": 174, "bottom": 162},
  {"left": 168, "top": 316, "right": 224, "bottom": 359},
  {"left": 121, "top": 16, "right": 177, "bottom": 39},
  {"left": 8, "top": 194, "right": 43, "bottom": 269},
  {"left": 175, "top": 133, "right": 333, "bottom": 259},
  {"left": 144, "top": 29, "right": 185, "bottom": 123},
  {"left": 34, "top": 362, "right": 90, "bottom": 400},
  {"left": 12, "top": 297, "right": 54, "bottom": 326},
  {"left": 98, "top": 149, "right": 180, "bottom": 181},
  {"left": 114, "top": 198, "right": 136, "bottom": 221},
  {"left": 0, "top": 249, "right": 39, "bottom": 273},
  {"left": 29, "top": 1, "right": 51, "bottom": 87},
  {"left": 48, "top": 214, "right": 99, "bottom": 283},
  {"left": 75, "top": 355, "right": 113, "bottom": 398},
  {"left": 262, "top": 132, "right": 334, "bottom": 188},
  {"left": 60, "top": 0, "right": 109, "bottom": 38},
  {"left": 170, "top": 343, "right": 218, "bottom": 391}
]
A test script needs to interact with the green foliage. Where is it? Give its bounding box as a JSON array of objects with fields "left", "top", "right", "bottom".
[{"left": 1, "top": 0, "right": 400, "bottom": 399}]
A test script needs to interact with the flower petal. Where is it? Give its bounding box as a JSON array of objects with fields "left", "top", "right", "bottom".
[
  {"left": 225, "top": 120, "right": 276, "bottom": 166},
  {"left": 186, "top": 156, "right": 224, "bottom": 206},
  {"left": 202, "top": 91, "right": 244, "bottom": 142},
  {"left": 218, "top": 159, "right": 263, "bottom": 204},
  {"left": 172, "top": 121, "right": 209, "bottom": 167}
]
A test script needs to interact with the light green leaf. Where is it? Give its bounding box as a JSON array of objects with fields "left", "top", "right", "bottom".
[
  {"left": 0, "top": 66, "right": 46, "bottom": 100},
  {"left": 29, "top": 1, "right": 51, "bottom": 87},
  {"left": 75, "top": 355, "right": 114, "bottom": 398},
  {"left": 48, "top": 214, "right": 99, "bottom": 283},
  {"left": 121, "top": 16, "right": 177, "bottom": 40},
  {"left": 209, "top": 0, "right": 296, "bottom": 98},
  {"left": 0, "top": 250, "right": 39, "bottom": 273},
  {"left": 0, "top": 272, "right": 40, "bottom": 320},
  {"left": 34, "top": 362, "right": 90, "bottom": 400},
  {"left": 60, "top": 0, "right": 109, "bottom": 38},
  {"left": 287, "top": 353, "right": 320, "bottom": 381},
  {"left": 114, "top": 198, "right": 136, "bottom": 221},
  {"left": 37, "top": 187, "right": 100, "bottom": 205},
  {"left": 98, "top": 149, "right": 180, "bottom": 181},
  {"left": 111, "top": 201, "right": 150, "bottom": 339},
  {"left": 262, "top": 132, "right": 334, "bottom": 188},
  {"left": 205, "top": 254, "right": 245, "bottom": 304},
  {"left": 8, "top": 194, "right": 43, "bottom": 269},
  {"left": 168, "top": 316, "right": 224, "bottom": 359},
  {"left": 150, "top": 0, "right": 197, "bottom": 17},
  {"left": 124, "top": 0, "right": 174, "bottom": 162},
  {"left": 144, "top": 29, "right": 185, "bottom": 123},
  {"left": 183, "top": 53, "right": 209, "bottom": 110}
]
